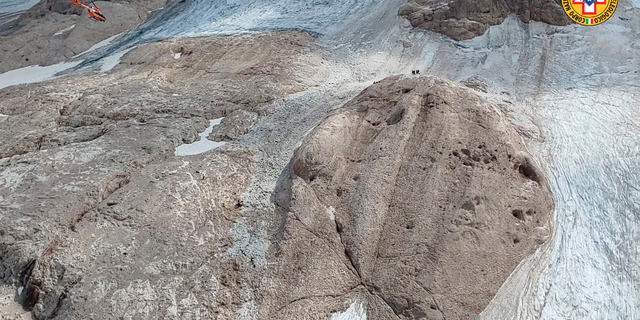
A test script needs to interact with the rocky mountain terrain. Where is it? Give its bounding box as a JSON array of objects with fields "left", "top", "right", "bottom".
[
  {"left": 0, "top": 0, "right": 166, "bottom": 72},
  {"left": 0, "top": 31, "right": 320, "bottom": 319},
  {"left": 1, "top": 0, "right": 639, "bottom": 318},
  {"left": 399, "top": 0, "right": 570, "bottom": 40},
  {"left": 0, "top": 30, "right": 554, "bottom": 319}
]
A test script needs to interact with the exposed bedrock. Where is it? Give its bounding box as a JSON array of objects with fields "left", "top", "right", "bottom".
[
  {"left": 209, "top": 110, "right": 259, "bottom": 142},
  {"left": 265, "top": 76, "right": 554, "bottom": 319},
  {"left": 399, "top": 0, "right": 570, "bottom": 40}
]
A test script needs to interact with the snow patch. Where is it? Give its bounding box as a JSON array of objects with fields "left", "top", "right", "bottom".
[
  {"left": 173, "top": 52, "right": 182, "bottom": 59},
  {"left": 0, "top": 114, "right": 7, "bottom": 122},
  {"left": 175, "top": 118, "right": 225, "bottom": 156},
  {"left": 0, "top": 31, "right": 128, "bottom": 89},
  {"left": 330, "top": 301, "right": 367, "bottom": 320},
  {"left": 99, "top": 47, "right": 136, "bottom": 72},
  {"left": 327, "top": 206, "right": 336, "bottom": 221},
  {"left": 0, "top": 60, "right": 83, "bottom": 90},
  {"left": 54, "top": 24, "right": 75, "bottom": 36}
]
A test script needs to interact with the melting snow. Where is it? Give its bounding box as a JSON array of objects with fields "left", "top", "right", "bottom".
[
  {"left": 84, "top": 33, "right": 123, "bottom": 54},
  {"left": 99, "top": 47, "right": 136, "bottom": 72},
  {"left": 330, "top": 301, "right": 367, "bottom": 320},
  {"left": 327, "top": 206, "right": 336, "bottom": 221},
  {"left": 175, "top": 118, "right": 225, "bottom": 156},
  {"left": 0, "top": 31, "right": 128, "bottom": 89},
  {"left": 0, "top": 60, "right": 83, "bottom": 90},
  {"left": 54, "top": 24, "right": 75, "bottom": 36}
]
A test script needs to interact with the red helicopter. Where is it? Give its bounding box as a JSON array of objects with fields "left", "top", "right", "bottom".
[{"left": 71, "top": 0, "right": 106, "bottom": 22}]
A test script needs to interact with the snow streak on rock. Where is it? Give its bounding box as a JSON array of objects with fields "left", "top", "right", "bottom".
[
  {"left": 98, "top": 47, "right": 137, "bottom": 72},
  {"left": 0, "top": 60, "right": 83, "bottom": 90},
  {"left": 175, "top": 118, "right": 226, "bottom": 156},
  {"left": 53, "top": 24, "right": 76, "bottom": 36},
  {"left": 330, "top": 301, "right": 367, "bottom": 320}
]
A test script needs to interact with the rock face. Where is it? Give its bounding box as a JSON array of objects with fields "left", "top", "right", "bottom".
[
  {"left": 399, "top": 0, "right": 570, "bottom": 40},
  {"left": 0, "top": 0, "right": 166, "bottom": 73},
  {"left": 265, "top": 76, "right": 553, "bottom": 319}
]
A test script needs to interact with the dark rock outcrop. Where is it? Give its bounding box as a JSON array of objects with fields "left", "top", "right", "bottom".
[
  {"left": 209, "top": 109, "right": 259, "bottom": 142},
  {"left": 399, "top": 0, "right": 571, "bottom": 40}
]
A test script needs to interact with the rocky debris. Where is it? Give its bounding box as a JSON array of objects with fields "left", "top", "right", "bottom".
[
  {"left": 462, "top": 76, "right": 489, "bottom": 93},
  {"left": 266, "top": 75, "right": 554, "bottom": 319},
  {"left": 0, "top": 0, "right": 166, "bottom": 73},
  {"left": 399, "top": 0, "right": 570, "bottom": 40},
  {"left": 209, "top": 109, "right": 259, "bottom": 142}
]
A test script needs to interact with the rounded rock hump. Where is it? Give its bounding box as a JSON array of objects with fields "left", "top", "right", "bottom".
[{"left": 276, "top": 76, "right": 554, "bottom": 319}]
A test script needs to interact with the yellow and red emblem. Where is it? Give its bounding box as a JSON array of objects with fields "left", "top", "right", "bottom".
[{"left": 562, "top": 0, "right": 617, "bottom": 26}]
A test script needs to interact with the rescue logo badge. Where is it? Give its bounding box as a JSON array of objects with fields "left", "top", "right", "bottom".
[{"left": 562, "top": 0, "right": 617, "bottom": 26}]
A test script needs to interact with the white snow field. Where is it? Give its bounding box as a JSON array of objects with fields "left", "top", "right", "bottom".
[
  {"left": 0, "top": 0, "right": 639, "bottom": 318},
  {"left": 83, "top": 33, "right": 124, "bottom": 53},
  {"left": 98, "top": 47, "right": 136, "bottom": 72}
]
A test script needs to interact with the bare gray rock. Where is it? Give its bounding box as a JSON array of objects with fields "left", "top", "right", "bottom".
[
  {"left": 0, "top": 31, "right": 320, "bottom": 320},
  {"left": 463, "top": 76, "right": 489, "bottom": 93},
  {"left": 399, "top": 0, "right": 571, "bottom": 40}
]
